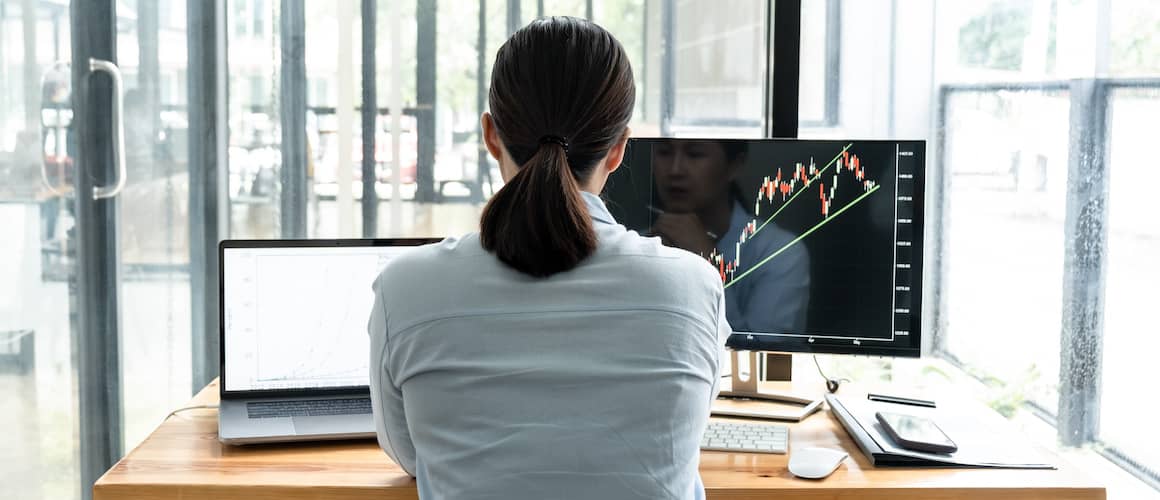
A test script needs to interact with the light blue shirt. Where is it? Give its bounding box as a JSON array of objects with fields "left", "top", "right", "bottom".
[{"left": 369, "top": 191, "right": 731, "bottom": 500}]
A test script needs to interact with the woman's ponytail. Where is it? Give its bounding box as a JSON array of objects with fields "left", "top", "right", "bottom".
[
  {"left": 480, "top": 16, "right": 635, "bottom": 277},
  {"left": 480, "top": 142, "right": 596, "bottom": 277}
]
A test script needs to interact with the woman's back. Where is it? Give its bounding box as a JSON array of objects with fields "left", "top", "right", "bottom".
[
  {"left": 368, "top": 16, "right": 729, "bottom": 499},
  {"left": 370, "top": 195, "right": 727, "bottom": 499}
]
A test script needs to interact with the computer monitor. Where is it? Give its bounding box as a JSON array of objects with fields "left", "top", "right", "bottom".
[
  {"left": 604, "top": 138, "right": 925, "bottom": 359},
  {"left": 219, "top": 239, "right": 438, "bottom": 394}
]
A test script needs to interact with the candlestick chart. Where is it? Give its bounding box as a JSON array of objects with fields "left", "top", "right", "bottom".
[
  {"left": 712, "top": 143, "right": 882, "bottom": 289},
  {"left": 603, "top": 137, "right": 924, "bottom": 348}
]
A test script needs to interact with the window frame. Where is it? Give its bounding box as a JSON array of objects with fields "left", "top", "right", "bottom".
[
  {"left": 932, "top": 77, "right": 1160, "bottom": 489},
  {"left": 796, "top": 0, "right": 840, "bottom": 129}
]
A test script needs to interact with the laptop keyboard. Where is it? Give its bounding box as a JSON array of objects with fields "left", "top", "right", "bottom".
[{"left": 247, "top": 397, "right": 373, "bottom": 419}]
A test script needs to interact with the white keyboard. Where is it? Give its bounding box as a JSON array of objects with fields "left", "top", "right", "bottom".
[{"left": 700, "top": 419, "right": 789, "bottom": 454}]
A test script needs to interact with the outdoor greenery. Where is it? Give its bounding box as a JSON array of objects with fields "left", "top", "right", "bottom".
[{"left": 958, "top": 0, "right": 1035, "bottom": 71}]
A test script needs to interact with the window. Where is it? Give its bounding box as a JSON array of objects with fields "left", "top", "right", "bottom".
[
  {"left": 1100, "top": 84, "right": 1160, "bottom": 482},
  {"left": 800, "top": 0, "right": 1160, "bottom": 495},
  {"left": 798, "top": 0, "right": 837, "bottom": 126},
  {"left": 664, "top": 1, "right": 767, "bottom": 135},
  {"left": 939, "top": 86, "right": 1069, "bottom": 413},
  {"left": 225, "top": 0, "right": 774, "bottom": 243},
  {"left": 252, "top": 0, "right": 267, "bottom": 35},
  {"left": 232, "top": 0, "right": 249, "bottom": 37},
  {"left": 2, "top": 1, "right": 195, "bottom": 498}
]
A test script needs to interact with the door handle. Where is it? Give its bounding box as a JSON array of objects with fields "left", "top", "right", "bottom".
[{"left": 87, "top": 58, "right": 126, "bottom": 200}]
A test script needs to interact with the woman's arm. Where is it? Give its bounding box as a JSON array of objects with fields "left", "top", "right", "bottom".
[
  {"left": 368, "top": 276, "right": 417, "bottom": 476},
  {"left": 710, "top": 289, "right": 732, "bottom": 404}
]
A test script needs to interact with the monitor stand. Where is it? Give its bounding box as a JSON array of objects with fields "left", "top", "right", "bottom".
[{"left": 714, "top": 351, "right": 824, "bottom": 421}]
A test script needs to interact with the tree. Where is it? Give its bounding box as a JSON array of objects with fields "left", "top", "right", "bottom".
[{"left": 958, "top": 0, "right": 1034, "bottom": 71}]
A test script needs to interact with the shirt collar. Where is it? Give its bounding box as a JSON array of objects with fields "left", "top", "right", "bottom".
[{"left": 580, "top": 191, "right": 617, "bottom": 226}]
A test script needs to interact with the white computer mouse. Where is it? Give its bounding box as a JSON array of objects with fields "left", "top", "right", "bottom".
[{"left": 787, "top": 447, "right": 849, "bottom": 479}]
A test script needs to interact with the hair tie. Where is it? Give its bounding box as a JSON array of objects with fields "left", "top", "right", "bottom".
[{"left": 538, "top": 135, "right": 570, "bottom": 152}]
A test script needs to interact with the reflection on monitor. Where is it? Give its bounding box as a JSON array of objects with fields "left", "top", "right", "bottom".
[
  {"left": 605, "top": 138, "right": 925, "bottom": 357},
  {"left": 221, "top": 245, "right": 411, "bottom": 392}
]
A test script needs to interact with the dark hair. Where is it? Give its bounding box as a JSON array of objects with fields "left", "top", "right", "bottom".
[{"left": 480, "top": 17, "right": 635, "bottom": 277}]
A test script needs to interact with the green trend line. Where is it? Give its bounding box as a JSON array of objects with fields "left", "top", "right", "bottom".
[
  {"left": 751, "top": 143, "right": 853, "bottom": 240},
  {"left": 724, "top": 183, "right": 881, "bottom": 290}
]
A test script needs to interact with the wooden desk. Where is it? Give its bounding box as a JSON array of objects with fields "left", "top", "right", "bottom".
[{"left": 95, "top": 380, "right": 1105, "bottom": 500}]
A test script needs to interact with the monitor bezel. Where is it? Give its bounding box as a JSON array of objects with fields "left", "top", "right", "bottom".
[
  {"left": 218, "top": 238, "right": 442, "bottom": 399},
  {"left": 618, "top": 137, "right": 926, "bottom": 358}
]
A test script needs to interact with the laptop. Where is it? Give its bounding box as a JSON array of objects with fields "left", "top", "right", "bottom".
[{"left": 217, "top": 238, "right": 440, "bottom": 444}]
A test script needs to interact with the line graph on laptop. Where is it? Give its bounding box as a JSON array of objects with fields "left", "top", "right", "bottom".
[{"left": 248, "top": 252, "right": 382, "bottom": 389}]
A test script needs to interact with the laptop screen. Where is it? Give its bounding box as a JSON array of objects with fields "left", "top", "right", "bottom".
[{"left": 221, "top": 243, "right": 421, "bottom": 393}]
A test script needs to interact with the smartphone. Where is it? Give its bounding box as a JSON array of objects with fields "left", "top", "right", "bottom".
[{"left": 875, "top": 411, "right": 958, "bottom": 454}]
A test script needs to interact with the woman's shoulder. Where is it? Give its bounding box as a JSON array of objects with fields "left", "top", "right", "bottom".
[
  {"left": 390, "top": 233, "right": 483, "bottom": 261},
  {"left": 375, "top": 234, "right": 486, "bottom": 285},
  {"left": 597, "top": 230, "right": 723, "bottom": 292},
  {"left": 408, "top": 234, "right": 480, "bottom": 258}
]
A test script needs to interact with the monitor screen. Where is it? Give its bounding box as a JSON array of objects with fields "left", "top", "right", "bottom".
[
  {"left": 220, "top": 241, "right": 431, "bottom": 393},
  {"left": 605, "top": 139, "right": 925, "bottom": 357}
]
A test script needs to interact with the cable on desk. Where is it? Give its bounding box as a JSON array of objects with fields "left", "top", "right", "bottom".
[
  {"left": 813, "top": 355, "right": 850, "bottom": 393},
  {"left": 165, "top": 404, "right": 219, "bottom": 420}
]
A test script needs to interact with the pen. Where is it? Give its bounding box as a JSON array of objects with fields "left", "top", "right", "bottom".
[{"left": 867, "top": 392, "right": 937, "bottom": 408}]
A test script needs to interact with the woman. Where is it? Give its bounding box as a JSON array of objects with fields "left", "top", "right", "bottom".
[{"left": 368, "top": 17, "right": 729, "bottom": 500}]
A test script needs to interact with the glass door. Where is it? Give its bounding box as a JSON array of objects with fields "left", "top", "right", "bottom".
[
  {"left": 113, "top": 0, "right": 194, "bottom": 454},
  {"left": 0, "top": 2, "right": 81, "bottom": 499},
  {"left": 1, "top": 1, "right": 195, "bottom": 499}
]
